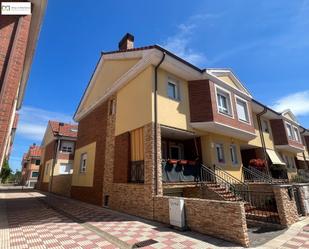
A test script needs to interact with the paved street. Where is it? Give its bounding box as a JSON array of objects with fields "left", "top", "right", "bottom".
[{"left": 0, "top": 187, "right": 309, "bottom": 249}]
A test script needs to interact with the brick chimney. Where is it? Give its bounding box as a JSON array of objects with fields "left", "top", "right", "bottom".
[{"left": 118, "top": 33, "right": 134, "bottom": 50}]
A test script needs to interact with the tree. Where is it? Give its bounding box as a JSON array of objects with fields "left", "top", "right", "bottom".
[{"left": 0, "top": 160, "right": 12, "bottom": 183}]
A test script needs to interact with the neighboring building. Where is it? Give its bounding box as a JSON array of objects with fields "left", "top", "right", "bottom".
[
  {"left": 37, "top": 121, "right": 77, "bottom": 197},
  {"left": 0, "top": 0, "right": 47, "bottom": 169},
  {"left": 21, "top": 144, "right": 42, "bottom": 187}
]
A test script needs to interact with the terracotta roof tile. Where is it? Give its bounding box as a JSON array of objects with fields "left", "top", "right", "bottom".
[
  {"left": 29, "top": 145, "right": 42, "bottom": 157},
  {"left": 49, "top": 121, "right": 78, "bottom": 138}
]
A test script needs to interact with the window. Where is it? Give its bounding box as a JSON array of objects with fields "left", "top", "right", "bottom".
[
  {"left": 293, "top": 127, "right": 300, "bottom": 142},
  {"left": 236, "top": 98, "right": 249, "bottom": 123},
  {"left": 230, "top": 144, "right": 238, "bottom": 165},
  {"left": 59, "top": 163, "right": 72, "bottom": 174},
  {"left": 216, "top": 88, "right": 232, "bottom": 116},
  {"left": 262, "top": 120, "right": 270, "bottom": 133},
  {"left": 61, "top": 141, "right": 74, "bottom": 153},
  {"left": 167, "top": 81, "right": 178, "bottom": 100},
  {"left": 109, "top": 99, "right": 116, "bottom": 115},
  {"left": 32, "top": 172, "right": 39, "bottom": 178},
  {"left": 286, "top": 123, "right": 293, "bottom": 139},
  {"left": 215, "top": 144, "right": 225, "bottom": 163},
  {"left": 169, "top": 144, "right": 183, "bottom": 160},
  {"left": 35, "top": 159, "right": 40, "bottom": 165},
  {"left": 80, "top": 153, "right": 87, "bottom": 173}
]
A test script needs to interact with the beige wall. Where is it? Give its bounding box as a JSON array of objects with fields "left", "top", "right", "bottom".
[
  {"left": 201, "top": 133, "right": 243, "bottom": 180},
  {"left": 217, "top": 75, "right": 239, "bottom": 89},
  {"left": 248, "top": 114, "right": 275, "bottom": 150},
  {"left": 82, "top": 58, "right": 140, "bottom": 113},
  {"left": 71, "top": 142, "right": 96, "bottom": 187},
  {"left": 115, "top": 66, "right": 153, "bottom": 135},
  {"left": 53, "top": 159, "right": 73, "bottom": 176},
  {"left": 157, "top": 69, "right": 193, "bottom": 131}
]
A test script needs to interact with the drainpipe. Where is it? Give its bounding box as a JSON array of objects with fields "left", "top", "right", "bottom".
[
  {"left": 154, "top": 52, "right": 166, "bottom": 196},
  {"left": 256, "top": 107, "right": 270, "bottom": 174}
]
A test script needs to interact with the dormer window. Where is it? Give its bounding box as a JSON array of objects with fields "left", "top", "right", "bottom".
[
  {"left": 293, "top": 126, "right": 300, "bottom": 142},
  {"left": 216, "top": 87, "right": 232, "bottom": 116},
  {"left": 286, "top": 123, "right": 293, "bottom": 139}
]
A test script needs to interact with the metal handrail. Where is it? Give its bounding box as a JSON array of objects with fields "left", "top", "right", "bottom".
[
  {"left": 243, "top": 166, "right": 272, "bottom": 183},
  {"left": 200, "top": 164, "right": 250, "bottom": 202},
  {"left": 249, "top": 166, "right": 273, "bottom": 181},
  {"left": 214, "top": 165, "right": 249, "bottom": 190}
]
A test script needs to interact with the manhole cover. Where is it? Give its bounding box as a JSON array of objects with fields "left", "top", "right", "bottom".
[{"left": 133, "top": 239, "right": 158, "bottom": 248}]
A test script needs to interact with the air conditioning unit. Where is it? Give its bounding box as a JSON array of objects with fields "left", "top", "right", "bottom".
[{"left": 169, "top": 198, "right": 185, "bottom": 229}]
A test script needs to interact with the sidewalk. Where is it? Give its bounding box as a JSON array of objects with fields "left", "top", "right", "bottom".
[{"left": 39, "top": 191, "right": 241, "bottom": 249}]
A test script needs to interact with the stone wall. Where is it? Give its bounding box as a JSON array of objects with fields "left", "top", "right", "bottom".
[
  {"left": 183, "top": 186, "right": 224, "bottom": 200},
  {"left": 293, "top": 183, "right": 309, "bottom": 216},
  {"left": 51, "top": 174, "right": 72, "bottom": 197},
  {"left": 154, "top": 196, "right": 249, "bottom": 247},
  {"left": 273, "top": 185, "right": 299, "bottom": 226}
]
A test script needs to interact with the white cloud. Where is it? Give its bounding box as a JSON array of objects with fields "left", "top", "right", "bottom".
[
  {"left": 17, "top": 106, "right": 73, "bottom": 141},
  {"left": 161, "top": 13, "right": 222, "bottom": 66},
  {"left": 271, "top": 91, "right": 309, "bottom": 116}
]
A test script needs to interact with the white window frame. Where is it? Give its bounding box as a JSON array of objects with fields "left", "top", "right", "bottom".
[
  {"left": 59, "top": 163, "right": 72, "bottom": 175},
  {"left": 80, "top": 153, "right": 87, "bottom": 173},
  {"left": 230, "top": 144, "right": 238, "bottom": 165},
  {"left": 285, "top": 122, "right": 294, "bottom": 140},
  {"left": 167, "top": 80, "right": 179, "bottom": 100},
  {"left": 235, "top": 95, "right": 250, "bottom": 124},
  {"left": 215, "top": 143, "right": 225, "bottom": 164},
  {"left": 31, "top": 171, "right": 39, "bottom": 178},
  {"left": 215, "top": 85, "right": 234, "bottom": 118},
  {"left": 60, "top": 141, "right": 74, "bottom": 154},
  {"left": 293, "top": 126, "right": 300, "bottom": 142}
]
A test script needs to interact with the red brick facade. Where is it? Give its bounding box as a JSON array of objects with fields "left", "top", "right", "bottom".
[
  {"left": 0, "top": 14, "right": 31, "bottom": 166},
  {"left": 270, "top": 119, "right": 304, "bottom": 149},
  {"left": 113, "top": 132, "right": 130, "bottom": 183},
  {"left": 188, "top": 79, "right": 255, "bottom": 134},
  {"left": 71, "top": 101, "right": 109, "bottom": 205}
]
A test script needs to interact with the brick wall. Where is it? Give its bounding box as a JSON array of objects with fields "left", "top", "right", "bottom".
[
  {"left": 71, "top": 101, "right": 108, "bottom": 205},
  {"left": 182, "top": 186, "right": 224, "bottom": 200},
  {"left": 188, "top": 80, "right": 213, "bottom": 122},
  {"left": 273, "top": 185, "right": 299, "bottom": 227},
  {"left": 270, "top": 119, "right": 288, "bottom": 145},
  {"left": 113, "top": 132, "right": 130, "bottom": 183},
  {"left": 188, "top": 79, "right": 255, "bottom": 134},
  {"left": 0, "top": 15, "right": 31, "bottom": 166},
  {"left": 154, "top": 196, "right": 249, "bottom": 247}
]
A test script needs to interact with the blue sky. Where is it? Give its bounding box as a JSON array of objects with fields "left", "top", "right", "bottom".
[{"left": 9, "top": 0, "right": 309, "bottom": 171}]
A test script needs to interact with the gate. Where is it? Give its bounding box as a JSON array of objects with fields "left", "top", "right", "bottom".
[{"left": 293, "top": 187, "right": 303, "bottom": 216}]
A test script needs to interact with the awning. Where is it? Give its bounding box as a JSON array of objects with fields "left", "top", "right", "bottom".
[{"left": 266, "top": 149, "right": 286, "bottom": 165}]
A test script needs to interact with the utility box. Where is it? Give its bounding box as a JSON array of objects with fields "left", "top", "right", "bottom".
[{"left": 169, "top": 198, "right": 185, "bottom": 229}]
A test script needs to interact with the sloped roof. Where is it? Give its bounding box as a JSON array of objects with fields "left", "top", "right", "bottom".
[
  {"left": 28, "top": 145, "right": 42, "bottom": 157},
  {"left": 49, "top": 121, "right": 78, "bottom": 138}
]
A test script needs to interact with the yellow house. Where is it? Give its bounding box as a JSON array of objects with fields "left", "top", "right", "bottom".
[
  {"left": 71, "top": 33, "right": 308, "bottom": 220},
  {"left": 37, "top": 121, "right": 78, "bottom": 197}
]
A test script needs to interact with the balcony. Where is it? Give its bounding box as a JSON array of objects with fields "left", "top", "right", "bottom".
[
  {"left": 270, "top": 119, "right": 304, "bottom": 153},
  {"left": 188, "top": 79, "right": 256, "bottom": 141}
]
